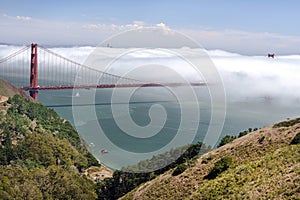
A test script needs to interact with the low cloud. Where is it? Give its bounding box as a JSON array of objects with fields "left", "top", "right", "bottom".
[
  {"left": 207, "top": 50, "right": 300, "bottom": 104},
  {"left": 1, "top": 45, "right": 299, "bottom": 105}
]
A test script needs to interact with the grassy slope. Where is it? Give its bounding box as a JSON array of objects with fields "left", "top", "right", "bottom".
[{"left": 122, "top": 119, "right": 300, "bottom": 200}]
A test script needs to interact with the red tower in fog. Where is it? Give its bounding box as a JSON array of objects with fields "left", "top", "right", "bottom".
[{"left": 30, "top": 43, "right": 38, "bottom": 101}]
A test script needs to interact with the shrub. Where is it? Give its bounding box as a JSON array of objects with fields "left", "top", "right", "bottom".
[
  {"left": 238, "top": 131, "right": 248, "bottom": 138},
  {"left": 201, "top": 155, "right": 216, "bottom": 164},
  {"left": 172, "top": 163, "right": 187, "bottom": 176},
  {"left": 273, "top": 118, "right": 300, "bottom": 128},
  {"left": 204, "top": 156, "right": 232, "bottom": 180},
  {"left": 258, "top": 136, "right": 265, "bottom": 144},
  {"left": 290, "top": 132, "right": 300, "bottom": 145},
  {"left": 218, "top": 135, "right": 236, "bottom": 147}
]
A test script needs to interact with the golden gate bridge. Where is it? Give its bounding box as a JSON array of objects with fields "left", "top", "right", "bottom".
[{"left": 0, "top": 44, "right": 206, "bottom": 101}]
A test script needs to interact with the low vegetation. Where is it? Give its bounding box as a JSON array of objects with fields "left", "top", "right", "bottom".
[
  {"left": 204, "top": 156, "right": 232, "bottom": 180},
  {"left": 217, "top": 127, "right": 258, "bottom": 147},
  {"left": 0, "top": 165, "right": 97, "bottom": 199},
  {"left": 273, "top": 117, "right": 300, "bottom": 128},
  {"left": 2, "top": 95, "right": 99, "bottom": 168},
  {"left": 0, "top": 95, "right": 99, "bottom": 199},
  {"left": 95, "top": 142, "right": 211, "bottom": 200},
  {"left": 121, "top": 119, "right": 300, "bottom": 200},
  {"left": 192, "top": 144, "right": 300, "bottom": 200}
]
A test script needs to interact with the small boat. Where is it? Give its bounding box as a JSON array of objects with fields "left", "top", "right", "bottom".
[
  {"left": 90, "top": 142, "right": 95, "bottom": 147},
  {"left": 100, "top": 149, "right": 109, "bottom": 154}
]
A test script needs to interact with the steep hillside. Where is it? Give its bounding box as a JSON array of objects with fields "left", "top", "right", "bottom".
[
  {"left": 0, "top": 82, "right": 104, "bottom": 199},
  {"left": 122, "top": 119, "right": 300, "bottom": 199}
]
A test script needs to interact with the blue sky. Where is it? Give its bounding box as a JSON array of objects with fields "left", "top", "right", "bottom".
[{"left": 1, "top": 0, "right": 300, "bottom": 54}]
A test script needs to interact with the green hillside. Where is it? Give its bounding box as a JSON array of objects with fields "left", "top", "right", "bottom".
[
  {"left": 0, "top": 82, "right": 100, "bottom": 199},
  {"left": 121, "top": 119, "right": 300, "bottom": 200}
]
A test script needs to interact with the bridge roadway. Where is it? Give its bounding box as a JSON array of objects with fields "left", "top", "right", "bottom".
[{"left": 22, "top": 82, "right": 206, "bottom": 91}]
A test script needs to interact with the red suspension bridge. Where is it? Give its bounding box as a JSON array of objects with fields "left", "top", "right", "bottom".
[{"left": 0, "top": 44, "right": 205, "bottom": 101}]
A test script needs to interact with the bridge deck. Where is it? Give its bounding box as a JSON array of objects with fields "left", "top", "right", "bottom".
[{"left": 22, "top": 82, "right": 206, "bottom": 91}]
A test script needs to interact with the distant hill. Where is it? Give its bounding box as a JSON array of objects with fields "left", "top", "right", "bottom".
[
  {"left": 0, "top": 78, "right": 32, "bottom": 101},
  {"left": 121, "top": 118, "right": 300, "bottom": 199}
]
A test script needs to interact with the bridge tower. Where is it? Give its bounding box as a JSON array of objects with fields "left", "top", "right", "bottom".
[{"left": 29, "top": 43, "right": 38, "bottom": 101}]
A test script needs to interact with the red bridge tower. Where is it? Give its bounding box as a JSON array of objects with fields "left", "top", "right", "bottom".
[{"left": 30, "top": 43, "right": 38, "bottom": 101}]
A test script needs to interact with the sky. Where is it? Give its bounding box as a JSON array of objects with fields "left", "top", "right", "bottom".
[{"left": 1, "top": 0, "right": 300, "bottom": 55}]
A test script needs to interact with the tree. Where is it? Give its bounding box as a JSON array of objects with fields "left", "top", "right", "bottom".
[
  {"left": 172, "top": 163, "right": 187, "bottom": 176},
  {"left": 0, "top": 146, "right": 7, "bottom": 165},
  {"left": 218, "top": 135, "right": 236, "bottom": 147},
  {"left": 290, "top": 132, "right": 300, "bottom": 145}
]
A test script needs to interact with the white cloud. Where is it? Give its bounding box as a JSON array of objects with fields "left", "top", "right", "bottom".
[
  {"left": 2, "top": 13, "right": 31, "bottom": 21},
  {"left": 133, "top": 21, "right": 145, "bottom": 26},
  {"left": 156, "top": 22, "right": 168, "bottom": 29},
  {"left": 1, "top": 13, "right": 300, "bottom": 55},
  {"left": 81, "top": 21, "right": 145, "bottom": 31},
  {"left": 16, "top": 15, "right": 31, "bottom": 21},
  {"left": 182, "top": 28, "right": 300, "bottom": 55},
  {"left": 82, "top": 24, "right": 100, "bottom": 30},
  {"left": 154, "top": 22, "right": 174, "bottom": 35}
]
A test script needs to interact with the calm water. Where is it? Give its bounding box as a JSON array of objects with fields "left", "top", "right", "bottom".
[{"left": 37, "top": 87, "right": 300, "bottom": 169}]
